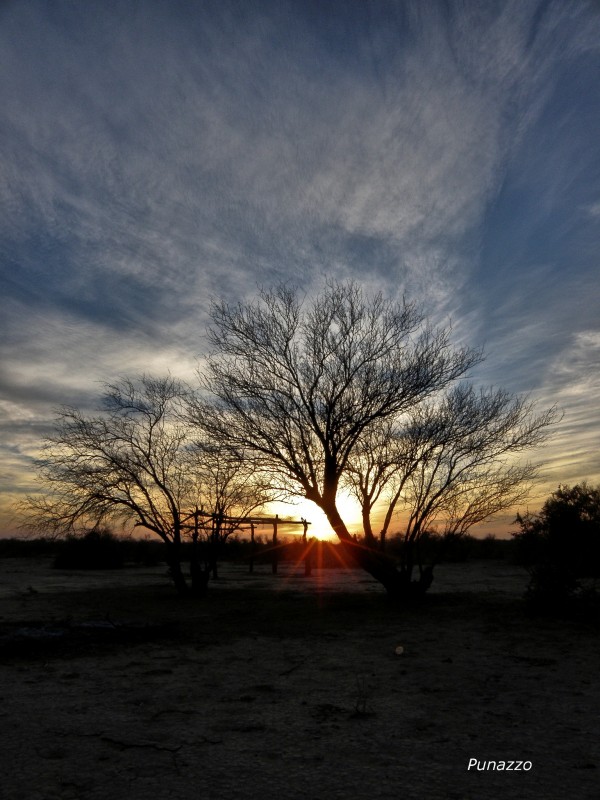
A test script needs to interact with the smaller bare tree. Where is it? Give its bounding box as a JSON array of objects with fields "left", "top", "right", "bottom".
[
  {"left": 347, "top": 384, "right": 557, "bottom": 590},
  {"left": 22, "top": 376, "right": 198, "bottom": 593},
  {"left": 344, "top": 412, "right": 435, "bottom": 553},
  {"left": 21, "top": 376, "right": 272, "bottom": 595},
  {"left": 186, "top": 435, "right": 274, "bottom": 580}
]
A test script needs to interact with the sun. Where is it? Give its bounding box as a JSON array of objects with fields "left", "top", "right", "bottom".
[
  {"left": 267, "top": 490, "right": 363, "bottom": 540},
  {"left": 333, "top": 491, "right": 363, "bottom": 530}
]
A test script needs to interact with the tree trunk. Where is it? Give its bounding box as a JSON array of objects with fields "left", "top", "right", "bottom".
[
  {"left": 321, "top": 502, "right": 403, "bottom": 595},
  {"left": 190, "top": 558, "right": 210, "bottom": 597},
  {"left": 361, "top": 505, "right": 377, "bottom": 548},
  {"left": 166, "top": 549, "right": 189, "bottom": 596},
  {"left": 189, "top": 529, "right": 209, "bottom": 598},
  {"left": 323, "top": 502, "right": 435, "bottom": 599}
]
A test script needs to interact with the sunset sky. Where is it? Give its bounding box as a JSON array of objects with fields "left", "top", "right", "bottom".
[{"left": 1, "top": 0, "right": 599, "bottom": 538}]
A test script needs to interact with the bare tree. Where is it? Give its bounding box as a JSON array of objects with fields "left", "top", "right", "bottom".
[
  {"left": 398, "top": 386, "right": 556, "bottom": 583},
  {"left": 404, "top": 387, "right": 554, "bottom": 521},
  {"left": 347, "top": 384, "right": 557, "bottom": 589},
  {"left": 343, "top": 417, "right": 401, "bottom": 548},
  {"left": 22, "top": 375, "right": 272, "bottom": 595},
  {"left": 200, "top": 281, "right": 482, "bottom": 596},
  {"left": 187, "top": 437, "right": 274, "bottom": 580},
  {"left": 344, "top": 410, "right": 435, "bottom": 553}
]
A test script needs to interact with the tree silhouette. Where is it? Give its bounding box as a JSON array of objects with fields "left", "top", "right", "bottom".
[
  {"left": 186, "top": 437, "right": 274, "bottom": 581},
  {"left": 200, "top": 281, "right": 490, "bottom": 596},
  {"left": 348, "top": 384, "right": 555, "bottom": 583},
  {"left": 22, "top": 376, "right": 271, "bottom": 595},
  {"left": 22, "top": 282, "right": 558, "bottom": 600},
  {"left": 514, "top": 483, "right": 600, "bottom": 604}
]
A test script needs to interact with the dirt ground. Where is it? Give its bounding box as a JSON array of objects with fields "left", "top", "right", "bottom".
[{"left": 0, "top": 558, "right": 598, "bottom": 800}]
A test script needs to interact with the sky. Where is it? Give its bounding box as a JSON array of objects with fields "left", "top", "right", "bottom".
[{"left": 1, "top": 0, "right": 599, "bottom": 538}]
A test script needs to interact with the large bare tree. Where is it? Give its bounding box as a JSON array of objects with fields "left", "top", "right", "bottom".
[{"left": 200, "top": 281, "right": 482, "bottom": 596}]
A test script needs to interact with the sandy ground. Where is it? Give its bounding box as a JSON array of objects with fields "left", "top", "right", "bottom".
[{"left": 0, "top": 558, "right": 599, "bottom": 800}]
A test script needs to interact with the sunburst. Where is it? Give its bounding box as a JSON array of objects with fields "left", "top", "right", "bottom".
[{"left": 267, "top": 491, "right": 363, "bottom": 540}]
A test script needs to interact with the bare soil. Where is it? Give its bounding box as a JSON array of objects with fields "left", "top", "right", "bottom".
[{"left": 0, "top": 558, "right": 598, "bottom": 800}]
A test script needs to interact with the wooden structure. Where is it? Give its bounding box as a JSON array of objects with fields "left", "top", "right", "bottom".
[
  {"left": 242, "top": 515, "right": 313, "bottom": 575},
  {"left": 185, "top": 509, "right": 313, "bottom": 575}
]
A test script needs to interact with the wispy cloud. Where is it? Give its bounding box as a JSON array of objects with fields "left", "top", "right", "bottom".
[{"left": 1, "top": 0, "right": 599, "bottom": 531}]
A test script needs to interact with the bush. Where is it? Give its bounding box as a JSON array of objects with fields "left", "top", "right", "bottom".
[
  {"left": 54, "top": 529, "right": 125, "bottom": 570},
  {"left": 120, "top": 537, "right": 164, "bottom": 566},
  {"left": 0, "top": 538, "right": 57, "bottom": 558},
  {"left": 513, "top": 483, "right": 600, "bottom": 611}
]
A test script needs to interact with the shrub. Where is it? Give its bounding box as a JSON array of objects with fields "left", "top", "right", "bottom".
[
  {"left": 513, "top": 483, "right": 600, "bottom": 611},
  {"left": 54, "top": 529, "right": 124, "bottom": 570},
  {"left": 0, "top": 538, "right": 57, "bottom": 558}
]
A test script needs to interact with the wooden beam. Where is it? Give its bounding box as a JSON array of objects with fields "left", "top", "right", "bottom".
[{"left": 186, "top": 509, "right": 311, "bottom": 527}]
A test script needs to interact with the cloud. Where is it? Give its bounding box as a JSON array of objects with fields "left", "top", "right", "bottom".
[
  {"left": 586, "top": 202, "right": 600, "bottom": 218},
  {"left": 525, "top": 331, "right": 600, "bottom": 490},
  {"left": 1, "top": 0, "right": 562, "bottom": 310},
  {"left": 1, "top": 0, "right": 600, "bottom": 531}
]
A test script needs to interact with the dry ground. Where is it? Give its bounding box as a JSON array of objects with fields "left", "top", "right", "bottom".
[{"left": 0, "top": 558, "right": 598, "bottom": 800}]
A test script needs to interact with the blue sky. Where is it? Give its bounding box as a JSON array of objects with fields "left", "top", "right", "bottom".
[{"left": 1, "top": 0, "right": 599, "bottom": 536}]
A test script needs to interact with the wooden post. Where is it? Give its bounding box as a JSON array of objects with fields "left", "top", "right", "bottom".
[
  {"left": 302, "top": 517, "right": 312, "bottom": 576},
  {"left": 211, "top": 513, "right": 220, "bottom": 580},
  {"left": 272, "top": 514, "right": 279, "bottom": 574},
  {"left": 190, "top": 507, "right": 202, "bottom": 595},
  {"left": 249, "top": 521, "right": 255, "bottom": 574}
]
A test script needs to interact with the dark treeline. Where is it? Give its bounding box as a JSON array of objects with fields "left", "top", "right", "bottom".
[{"left": 0, "top": 530, "right": 516, "bottom": 570}]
